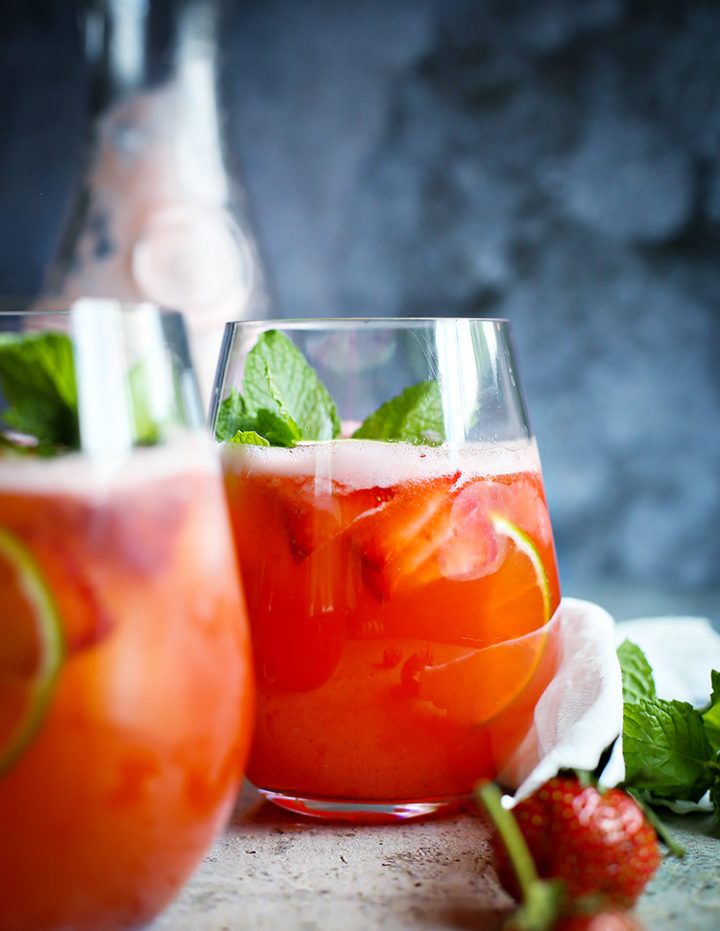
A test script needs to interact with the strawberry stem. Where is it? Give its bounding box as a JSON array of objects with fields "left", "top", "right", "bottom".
[
  {"left": 476, "top": 781, "right": 563, "bottom": 931},
  {"left": 477, "top": 782, "right": 539, "bottom": 900}
]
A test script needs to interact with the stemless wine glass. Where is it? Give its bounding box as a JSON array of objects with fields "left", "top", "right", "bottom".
[
  {"left": 0, "top": 300, "right": 254, "bottom": 930},
  {"left": 210, "top": 318, "right": 562, "bottom": 823}
]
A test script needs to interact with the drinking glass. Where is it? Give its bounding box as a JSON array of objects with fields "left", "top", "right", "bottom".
[
  {"left": 211, "top": 318, "right": 561, "bottom": 822},
  {"left": 0, "top": 300, "right": 254, "bottom": 930}
]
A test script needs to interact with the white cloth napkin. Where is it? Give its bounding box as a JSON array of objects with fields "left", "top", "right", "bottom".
[
  {"left": 498, "top": 597, "right": 720, "bottom": 800},
  {"left": 615, "top": 615, "right": 720, "bottom": 706}
]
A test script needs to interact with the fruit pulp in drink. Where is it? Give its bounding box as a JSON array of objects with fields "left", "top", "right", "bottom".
[
  {"left": 0, "top": 436, "right": 254, "bottom": 931},
  {"left": 222, "top": 438, "right": 561, "bottom": 809}
]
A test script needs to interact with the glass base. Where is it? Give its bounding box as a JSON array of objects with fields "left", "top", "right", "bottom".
[{"left": 256, "top": 788, "right": 469, "bottom": 823}]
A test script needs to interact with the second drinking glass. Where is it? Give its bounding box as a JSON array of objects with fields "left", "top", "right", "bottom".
[
  {"left": 0, "top": 300, "right": 254, "bottom": 930},
  {"left": 211, "top": 318, "right": 561, "bottom": 821}
]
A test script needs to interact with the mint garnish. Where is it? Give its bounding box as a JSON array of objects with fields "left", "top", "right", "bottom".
[
  {"left": 701, "top": 671, "right": 720, "bottom": 753},
  {"left": 0, "top": 332, "right": 79, "bottom": 450},
  {"left": 215, "top": 330, "right": 446, "bottom": 448},
  {"left": 617, "top": 639, "right": 656, "bottom": 703},
  {"left": 618, "top": 640, "right": 720, "bottom": 818},
  {"left": 229, "top": 430, "right": 270, "bottom": 447},
  {"left": 0, "top": 331, "right": 171, "bottom": 454},
  {"left": 623, "top": 698, "right": 713, "bottom": 802},
  {"left": 352, "top": 379, "right": 445, "bottom": 445},
  {"left": 215, "top": 330, "right": 340, "bottom": 447}
]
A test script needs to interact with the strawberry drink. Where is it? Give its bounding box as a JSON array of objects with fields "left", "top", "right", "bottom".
[
  {"left": 212, "top": 319, "right": 561, "bottom": 820},
  {"left": 0, "top": 305, "right": 254, "bottom": 930}
]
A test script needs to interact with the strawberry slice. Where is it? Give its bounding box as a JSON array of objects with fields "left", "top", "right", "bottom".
[
  {"left": 23, "top": 538, "right": 114, "bottom": 655},
  {"left": 273, "top": 476, "right": 394, "bottom": 557},
  {"left": 491, "top": 471, "right": 554, "bottom": 547},
  {"left": 436, "top": 482, "right": 503, "bottom": 581},
  {"left": 2, "top": 499, "right": 114, "bottom": 656},
  {"left": 349, "top": 471, "right": 466, "bottom": 598}
]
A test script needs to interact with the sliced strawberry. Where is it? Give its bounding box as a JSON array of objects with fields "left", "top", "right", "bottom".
[
  {"left": 489, "top": 470, "right": 554, "bottom": 547},
  {"left": 2, "top": 499, "right": 113, "bottom": 656},
  {"left": 16, "top": 536, "right": 114, "bottom": 656},
  {"left": 436, "top": 481, "right": 503, "bottom": 581},
  {"left": 273, "top": 476, "right": 394, "bottom": 557},
  {"left": 349, "top": 472, "right": 463, "bottom": 598}
]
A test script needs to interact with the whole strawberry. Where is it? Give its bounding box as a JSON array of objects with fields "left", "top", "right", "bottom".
[
  {"left": 477, "top": 778, "right": 661, "bottom": 931},
  {"left": 495, "top": 775, "right": 660, "bottom": 908}
]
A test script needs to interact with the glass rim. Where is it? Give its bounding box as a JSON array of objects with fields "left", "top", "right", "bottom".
[
  {"left": 0, "top": 300, "right": 185, "bottom": 320},
  {"left": 223, "top": 316, "right": 511, "bottom": 329}
]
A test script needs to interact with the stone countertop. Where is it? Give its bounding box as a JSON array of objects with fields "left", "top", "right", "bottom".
[
  {"left": 152, "top": 781, "right": 720, "bottom": 931},
  {"left": 152, "top": 592, "right": 720, "bottom": 930}
]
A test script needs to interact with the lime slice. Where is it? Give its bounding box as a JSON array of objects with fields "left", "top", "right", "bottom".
[
  {"left": 417, "top": 514, "right": 554, "bottom": 724},
  {"left": 0, "top": 526, "right": 64, "bottom": 777},
  {"left": 489, "top": 512, "right": 552, "bottom": 624}
]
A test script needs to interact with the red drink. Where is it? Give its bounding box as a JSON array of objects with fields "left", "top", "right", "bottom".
[
  {"left": 223, "top": 437, "right": 561, "bottom": 818},
  {"left": 0, "top": 438, "right": 254, "bottom": 930}
]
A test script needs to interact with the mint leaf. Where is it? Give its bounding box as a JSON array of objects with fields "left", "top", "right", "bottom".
[
  {"left": 214, "top": 333, "right": 447, "bottom": 448},
  {"left": 127, "top": 360, "right": 162, "bottom": 446},
  {"left": 0, "top": 332, "right": 79, "bottom": 449},
  {"left": 710, "top": 773, "right": 720, "bottom": 821},
  {"left": 243, "top": 330, "right": 340, "bottom": 442},
  {"left": 353, "top": 379, "right": 445, "bottom": 445},
  {"left": 618, "top": 639, "right": 656, "bottom": 703},
  {"left": 252, "top": 407, "right": 301, "bottom": 447},
  {"left": 229, "top": 430, "right": 270, "bottom": 447},
  {"left": 700, "top": 670, "right": 720, "bottom": 753},
  {"left": 215, "top": 388, "right": 251, "bottom": 442},
  {"left": 215, "top": 331, "right": 340, "bottom": 447},
  {"left": 623, "top": 697, "right": 713, "bottom": 802},
  {"left": 214, "top": 386, "right": 300, "bottom": 448}
]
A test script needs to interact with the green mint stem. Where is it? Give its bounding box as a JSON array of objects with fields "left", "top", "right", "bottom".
[{"left": 625, "top": 788, "right": 685, "bottom": 858}]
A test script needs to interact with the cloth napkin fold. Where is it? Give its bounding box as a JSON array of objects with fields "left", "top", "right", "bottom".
[{"left": 498, "top": 597, "right": 720, "bottom": 801}]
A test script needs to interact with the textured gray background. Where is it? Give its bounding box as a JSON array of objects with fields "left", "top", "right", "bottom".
[{"left": 1, "top": 0, "right": 719, "bottom": 602}]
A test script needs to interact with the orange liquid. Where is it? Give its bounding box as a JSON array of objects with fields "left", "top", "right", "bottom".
[
  {"left": 0, "top": 452, "right": 254, "bottom": 931},
  {"left": 223, "top": 441, "right": 561, "bottom": 809}
]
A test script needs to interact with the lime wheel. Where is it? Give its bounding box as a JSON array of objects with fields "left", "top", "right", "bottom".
[
  {"left": 417, "top": 515, "right": 553, "bottom": 724},
  {"left": 0, "top": 526, "right": 64, "bottom": 777}
]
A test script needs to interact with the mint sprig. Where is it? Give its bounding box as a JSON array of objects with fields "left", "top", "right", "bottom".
[
  {"left": 0, "top": 331, "right": 170, "bottom": 454},
  {"left": 352, "top": 379, "right": 445, "bottom": 445},
  {"left": 618, "top": 639, "right": 720, "bottom": 818},
  {"left": 215, "top": 330, "right": 340, "bottom": 447},
  {"left": 0, "top": 332, "right": 79, "bottom": 450},
  {"left": 700, "top": 670, "right": 720, "bottom": 753},
  {"left": 215, "top": 329, "right": 446, "bottom": 447}
]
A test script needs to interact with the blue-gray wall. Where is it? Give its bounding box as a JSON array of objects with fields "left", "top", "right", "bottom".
[{"left": 1, "top": 0, "right": 719, "bottom": 605}]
